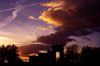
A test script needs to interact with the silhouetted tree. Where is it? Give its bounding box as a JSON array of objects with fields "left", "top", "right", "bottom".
[
  {"left": 15, "top": 58, "right": 23, "bottom": 64},
  {"left": 0, "top": 44, "right": 6, "bottom": 63},
  {"left": 0, "top": 44, "right": 22, "bottom": 63},
  {"left": 6, "top": 45, "right": 19, "bottom": 63},
  {"left": 80, "top": 46, "right": 100, "bottom": 64},
  {"left": 65, "top": 44, "right": 80, "bottom": 63}
]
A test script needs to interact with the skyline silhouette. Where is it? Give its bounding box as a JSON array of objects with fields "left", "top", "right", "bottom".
[
  {"left": 0, "top": 44, "right": 100, "bottom": 65},
  {"left": 0, "top": 0, "right": 100, "bottom": 65}
]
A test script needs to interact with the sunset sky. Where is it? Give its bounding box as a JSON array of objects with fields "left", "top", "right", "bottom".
[{"left": 0, "top": 0, "right": 100, "bottom": 62}]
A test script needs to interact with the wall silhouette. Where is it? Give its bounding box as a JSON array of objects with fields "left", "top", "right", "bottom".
[{"left": 29, "top": 45, "right": 64, "bottom": 64}]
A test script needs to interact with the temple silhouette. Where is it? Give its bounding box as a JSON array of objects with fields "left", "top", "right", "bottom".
[{"left": 29, "top": 45, "right": 64, "bottom": 64}]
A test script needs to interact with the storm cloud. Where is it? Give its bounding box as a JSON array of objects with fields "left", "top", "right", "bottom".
[
  {"left": 36, "top": 0, "right": 100, "bottom": 45},
  {"left": 39, "top": 0, "right": 100, "bottom": 28},
  {"left": 36, "top": 35, "right": 75, "bottom": 45}
]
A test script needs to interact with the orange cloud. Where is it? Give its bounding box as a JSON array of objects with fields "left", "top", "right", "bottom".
[
  {"left": 41, "top": 1, "right": 63, "bottom": 7},
  {"left": 29, "top": 16, "right": 37, "bottom": 20},
  {"left": 40, "top": 27, "right": 49, "bottom": 30},
  {"left": 39, "top": 25, "right": 53, "bottom": 31},
  {"left": 26, "top": 36, "right": 31, "bottom": 39},
  {"left": 39, "top": 8, "right": 63, "bottom": 26},
  {"left": 49, "top": 25, "right": 52, "bottom": 29},
  {"left": 28, "top": 53, "right": 38, "bottom": 56},
  {"left": 20, "top": 56, "right": 29, "bottom": 62},
  {"left": 36, "top": 0, "right": 100, "bottom": 46},
  {"left": 43, "top": 28, "right": 48, "bottom": 30},
  {"left": 39, "top": 0, "right": 100, "bottom": 28},
  {"left": 20, "top": 56, "right": 29, "bottom": 59},
  {"left": 39, "top": 50, "right": 47, "bottom": 53},
  {"left": 49, "top": 32, "right": 53, "bottom": 34}
]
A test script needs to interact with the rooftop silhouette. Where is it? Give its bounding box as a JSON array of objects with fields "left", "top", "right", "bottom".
[{"left": 29, "top": 45, "right": 64, "bottom": 64}]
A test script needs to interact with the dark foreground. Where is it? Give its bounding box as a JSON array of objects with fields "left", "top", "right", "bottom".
[{"left": 0, "top": 62, "right": 99, "bottom": 66}]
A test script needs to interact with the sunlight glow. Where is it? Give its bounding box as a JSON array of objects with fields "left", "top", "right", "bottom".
[
  {"left": 20, "top": 56, "right": 29, "bottom": 62},
  {"left": 0, "top": 37, "right": 7, "bottom": 39},
  {"left": 0, "top": 43, "right": 3, "bottom": 45}
]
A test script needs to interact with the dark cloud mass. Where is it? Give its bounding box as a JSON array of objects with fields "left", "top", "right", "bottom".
[
  {"left": 18, "top": 44, "right": 51, "bottom": 57},
  {"left": 36, "top": 35, "right": 75, "bottom": 45},
  {"left": 36, "top": 0, "right": 100, "bottom": 45},
  {"left": 41, "top": 0, "right": 100, "bottom": 28}
]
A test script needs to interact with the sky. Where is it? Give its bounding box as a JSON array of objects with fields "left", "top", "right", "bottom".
[{"left": 0, "top": 0, "right": 100, "bottom": 62}]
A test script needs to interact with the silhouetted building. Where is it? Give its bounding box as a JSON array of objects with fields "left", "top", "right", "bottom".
[
  {"left": 47, "top": 50, "right": 55, "bottom": 63},
  {"left": 38, "top": 53, "right": 49, "bottom": 63},
  {"left": 29, "top": 45, "right": 65, "bottom": 64},
  {"left": 29, "top": 56, "right": 38, "bottom": 64},
  {"left": 52, "top": 45, "right": 64, "bottom": 62}
]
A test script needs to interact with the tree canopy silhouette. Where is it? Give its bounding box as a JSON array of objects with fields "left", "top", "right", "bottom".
[
  {"left": 0, "top": 44, "right": 22, "bottom": 63},
  {"left": 80, "top": 46, "right": 100, "bottom": 64},
  {"left": 64, "top": 44, "right": 80, "bottom": 63}
]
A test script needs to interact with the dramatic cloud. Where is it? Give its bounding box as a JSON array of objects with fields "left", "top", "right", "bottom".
[
  {"left": 36, "top": 0, "right": 100, "bottom": 45},
  {"left": 18, "top": 44, "right": 51, "bottom": 57},
  {"left": 39, "top": 0, "right": 100, "bottom": 28},
  {"left": 36, "top": 35, "right": 75, "bottom": 45}
]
